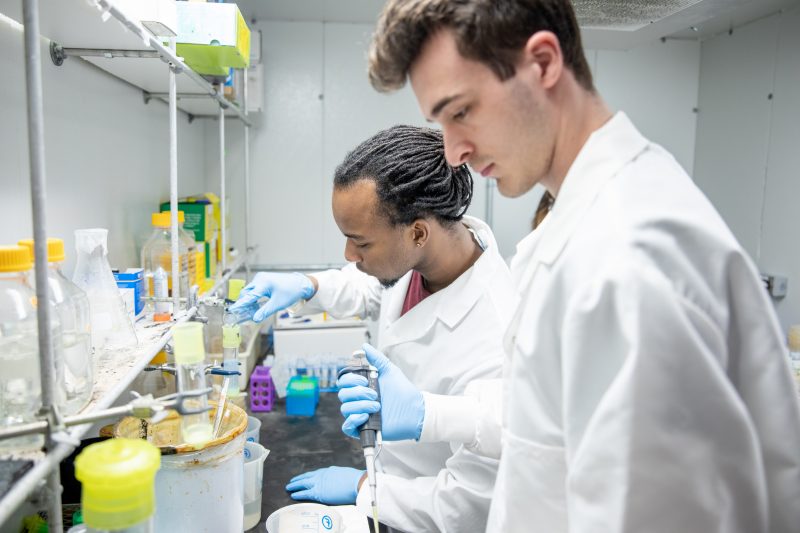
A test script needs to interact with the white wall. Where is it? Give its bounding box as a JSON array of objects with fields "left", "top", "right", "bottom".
[
  {"left": 0, "top": 17, "right": 207, "bottom": 276},
  {"left": 694, "top": 5, "right": 800, "bottom": 332},
  {"left": 215, "top": 20, "right": 701, "bottom": 264}
]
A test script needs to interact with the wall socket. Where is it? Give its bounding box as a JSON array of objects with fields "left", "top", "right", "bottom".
[{"left": 761, "top": 273, "right": 788, "bottom": 299}]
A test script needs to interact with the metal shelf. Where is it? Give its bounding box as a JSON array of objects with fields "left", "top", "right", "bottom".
[
  {"left": 0, "top": 0, "right": 252, "bottom": 124},
  {"left": 0, "top": 0, "right": 254, "bottom": 530}
]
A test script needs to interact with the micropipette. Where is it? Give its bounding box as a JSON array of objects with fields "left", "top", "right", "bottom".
[{"left": 338, "top": 350, "right": 381, "bottom": 533}]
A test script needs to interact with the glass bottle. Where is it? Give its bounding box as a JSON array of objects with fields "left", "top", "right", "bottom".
[
  {"left": 74, "top": 438, "right": 160, "bottom": 533},
  {"left": 0, "top": 245, "right": 46, "bottom": 452},
  {"left": 141, "top": 212, "right": 189, "bottom": 312},
  {"left": 19, "top": 238, "right": 93, "bottom": 414},
  {"left": 172, "top": 322, "right": 212, "bottom": 445}
]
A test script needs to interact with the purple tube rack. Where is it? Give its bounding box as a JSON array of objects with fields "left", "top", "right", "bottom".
[{"left": 249, "top": 366, "right": 275, "bottom": 412}]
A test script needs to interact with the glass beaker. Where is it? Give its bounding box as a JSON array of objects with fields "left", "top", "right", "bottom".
[{"left": 72, "top": 229, "right": 137, "bottom": 355}]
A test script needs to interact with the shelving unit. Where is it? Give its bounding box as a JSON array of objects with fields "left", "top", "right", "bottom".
[{"left": 0, "top": 1, "right": 255, "bottom": 530}]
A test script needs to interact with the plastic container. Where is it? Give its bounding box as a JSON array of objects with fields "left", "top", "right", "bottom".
[
  {"left": 141, "top": 212, "right": 190, "bottom": 312},
  {"left": 172, "top": 322, "right": 212, "bottom": 446},
  {"left": 286, "top": 376, "right": 318, "bottom": 417},
  {"left": 74, "top": 438, "right": 161, "bottom": 533},
  {"left": 19, "top": 238, "right": 93, "bottom": 415},
  {"left": 0, "top": 245, "right": 46, "bottom": 452},
  {"left": 245, "top": 415, "right": 261, "bottom": 444},
  {"left": 114, "top": 402, "right": 248, "bottom": 533},
  {"left": 72, "top": 229, "right": 137, "bottom": 354},
  {"left": 249, "top": 366, "right": 275, "bottom": 412},
  {"left": 243, "top": 441, "right": 269, "bottom": 530},
  {"left": 265, "top": 503, "right": 342, "bottom": 533}
]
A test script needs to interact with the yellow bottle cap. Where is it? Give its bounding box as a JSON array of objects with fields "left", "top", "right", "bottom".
[
  {"left": 0, "top": 245, "right": 33, "bottom": 272},
  {"left": 17, "top": 238, "right": 66, "bottom": 263},
  {"left": 228, "top": 278, "right": 245, "bottom": 301},
  {"left": 171, "top": 322, "right": 205, "bottom": 364},
  {"left": 149, "top": 349, "right": 168, "bottom": 365},
  {"left": 222, "top": 324, "right": 241, "bottom": 349},
  {"left": 152, "top": 211, "right": 185, "bottom": 227},
  {"left": 75, "top": 439, "right": 161, "bottom": 530}
]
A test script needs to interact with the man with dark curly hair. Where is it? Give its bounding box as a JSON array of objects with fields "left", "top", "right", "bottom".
[{"left": 232, "top": 125, "right": 515, "bottom": 531}]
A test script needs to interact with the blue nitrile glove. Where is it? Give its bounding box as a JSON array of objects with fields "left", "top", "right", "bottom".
[
  {"left": 338, "top": 343, "right": 425, "bottom": 441},
  {"left": 285, "top": 466, "right": 365, "bottom": 505},
  {"left": 229, "top": 272, "right": 315, "bottom": 323}
]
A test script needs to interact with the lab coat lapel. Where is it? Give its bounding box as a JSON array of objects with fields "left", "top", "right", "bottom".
[{"left": 380, "top": 216, "right": 492, "bottom": 351}]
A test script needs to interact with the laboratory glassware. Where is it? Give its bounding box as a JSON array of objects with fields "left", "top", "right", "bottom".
[{"left": 72, "top": 228, "right": 137, "bottom": 354}]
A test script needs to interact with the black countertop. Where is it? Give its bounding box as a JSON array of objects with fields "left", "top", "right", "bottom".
[{"left": 247, "top": 391, "right": 368, "bottom": 532}]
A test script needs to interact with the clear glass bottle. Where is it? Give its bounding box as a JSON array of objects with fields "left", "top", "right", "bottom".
[
  {"left": 141, "top": 212, "right": 189, "bottom": 312},
  {"left": 174, "top": 211, "right": 200, "bottom": 289},
  {"left": 172, "top": 322, "right": 212, "bottom": 445},
  {"left": 19, "top": 238, "right": 93, "bottom": 415},
  {"left": 0, "top": 245, "right": 45, "bottom": 452},
  {"left": 221, "top": 321, "right": 241, "bottom": 396},
  {"left": 72, "top": 228, "right": 137, "bottom": 354},
  {"left": 74, "top": 438, "right": 160, "bottom": 533}
]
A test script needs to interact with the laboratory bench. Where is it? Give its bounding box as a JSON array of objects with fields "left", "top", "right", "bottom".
[{"left": 249, "top": 391, "right": 386, "bottom": 533}]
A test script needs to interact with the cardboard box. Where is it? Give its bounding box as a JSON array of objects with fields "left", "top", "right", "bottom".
[
  {"left": 176, "top": 2, "right": 250, "bottom": 76},
  {"left": 114, "top": 268, "right": 145, "bottom": 316},
  {"left": 159, "top": 201, "right": 213, "bottom": 242}
]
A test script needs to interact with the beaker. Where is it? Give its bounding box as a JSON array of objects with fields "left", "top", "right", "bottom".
[{"left": 72, "top": 229, "right": 137, "bottom": 354}]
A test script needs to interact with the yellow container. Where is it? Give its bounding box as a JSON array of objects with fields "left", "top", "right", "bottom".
[{"left": 75, "top": 438, "right": 161, "bottom": 530}]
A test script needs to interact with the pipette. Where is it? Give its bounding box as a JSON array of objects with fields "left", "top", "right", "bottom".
[{"left": 338, "top": 350, "right": 381, "bottom": 533}]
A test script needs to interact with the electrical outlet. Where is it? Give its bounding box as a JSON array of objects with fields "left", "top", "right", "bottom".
[{"left": 761, "top": 273, "right": 788, "bottom": 299}]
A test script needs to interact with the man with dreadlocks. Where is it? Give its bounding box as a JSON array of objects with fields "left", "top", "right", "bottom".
[{"left": 230, "top": 124, "right": 515, "bottom": 531}]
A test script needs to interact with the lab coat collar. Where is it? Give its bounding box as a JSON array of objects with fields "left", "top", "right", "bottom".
[
  {"left": 380, "top": 216, "right": 500, "bottom": 349},
  {"left": 513, "top": 112, "right": 649, "bottom": 277}
]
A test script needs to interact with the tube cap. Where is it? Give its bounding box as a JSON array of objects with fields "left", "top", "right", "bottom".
[
  {"left": 17, "top": 238, "right": 66, "bottom": 263},
  {"left": 172, "top": 322, "right": 206, "bottom": 364},
  {"left": 0, "top": 245, "right": 33, "bottom": 272},
  {"left": 227, "top": 278, "right": 245, "bottom": 301},
  {"left": 222, "top": 324, "right": 241, "bottom": 349},
  {"left": 74, "top": 439, "right": 160, "bottom": 530}
]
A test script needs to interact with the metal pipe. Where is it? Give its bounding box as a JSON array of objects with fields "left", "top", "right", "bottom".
[
  {"left": 169, "top": 37, "right": 180, "bottom": 315},
  {"left": 243, "top": 68, "right": 252, "bottom": 280},
  {"left": 60, "top": 47, "right": 160, "bottom": 58},
  {"left": 0, "top": 443, "right": 73, "bottom": 528},
  {"left": 22, "top": 0, "right": 63, "bottom": 530},
  {"left": 219, "top": 99, "right": 227, "bottom": 273},
  {"left": 250, "top": 263, "right": 345, "bottom": 272}
]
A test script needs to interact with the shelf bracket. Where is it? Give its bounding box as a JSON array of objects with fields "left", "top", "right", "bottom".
[{"left": 49, "top": 41, "right": 66, "bottom": 67}]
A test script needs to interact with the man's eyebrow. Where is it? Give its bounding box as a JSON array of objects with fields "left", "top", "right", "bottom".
[
  {"left": 344, "top": 233, "right": 364, "bottom": 240},
  {"left": 430, "top": 94, "right": 463, "bottom": 118}
]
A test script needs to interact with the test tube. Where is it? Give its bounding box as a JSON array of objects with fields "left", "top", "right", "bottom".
[
  {"left": 222, "top": 322, "right": 241, "bottom": 395},
  {"left": 172, "top": 322, "right": 212, "bottom": 446}
]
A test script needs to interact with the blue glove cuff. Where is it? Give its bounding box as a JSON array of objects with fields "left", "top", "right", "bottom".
[{"left": 294, "top": 272, "right": 316, "bottom": 300}]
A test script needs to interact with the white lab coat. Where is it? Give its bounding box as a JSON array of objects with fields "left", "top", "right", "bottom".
[
  {"left": 481, "top": 112, "right": 800, "bottom": 532},
  {"left": 302, "top": 215, "right": 516, "bottom": 533}
]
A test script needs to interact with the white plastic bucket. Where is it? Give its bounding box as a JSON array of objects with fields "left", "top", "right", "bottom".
[
  {"left": 246, "top": 415, "right": 261, "bottom": 444},
  {"left": 114, "top": 402, "right": 247, "bottom": 533},
  {"left": 266, "top": 503, "right": 342, "bottom": 533},
  {"left": 243, "top": 441, "right": 270, "bottom": 530}
]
